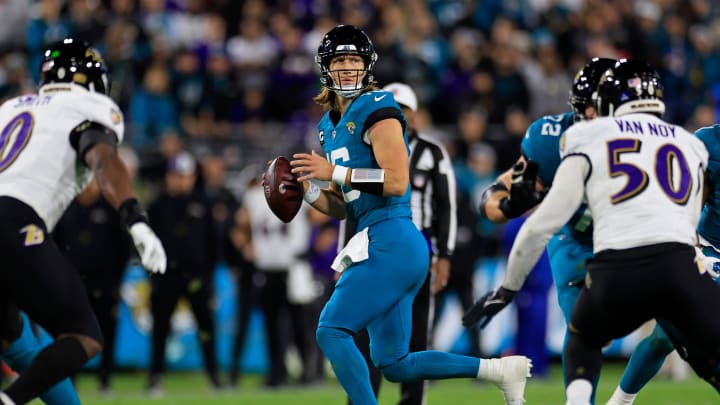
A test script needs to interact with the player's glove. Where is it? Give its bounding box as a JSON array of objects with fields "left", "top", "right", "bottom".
[
  {"left": 119, "top": 198, "right": 167, "bottom": 274},
  {"left": 498, "top": 160, "right": 543, "bottom": 219},
  {"left": 696, "top": 247, "right": 720, "bottom": 280},
  {"left": 129, "top": 222, "right": 167, "bottom": 274},
  {"left": 462, "top": 286, "right": 517, "bottom": 328}
]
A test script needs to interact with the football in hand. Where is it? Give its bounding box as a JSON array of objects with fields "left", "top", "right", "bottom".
[{"left": 262, "top": 156, "right": 302, "bottom": 223}]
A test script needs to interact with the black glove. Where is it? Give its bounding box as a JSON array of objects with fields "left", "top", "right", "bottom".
[
  {"left": 498, "top": 160, "right": 543, "bottom": 218},
  {"left": 462, "top": 287, "right": 517, "bottom": 328}
]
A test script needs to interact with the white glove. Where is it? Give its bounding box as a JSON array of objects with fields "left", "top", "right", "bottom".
[
  {"left": 130, "top": 222, "right": 167, "bottom": 274},
  {"left": 695, "top": 246, "right": 720, "bottom": 280}
]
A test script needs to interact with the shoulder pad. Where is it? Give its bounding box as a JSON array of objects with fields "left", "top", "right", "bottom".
[{"left": 69, "top": 92, "right": 125, "bottom": 143}]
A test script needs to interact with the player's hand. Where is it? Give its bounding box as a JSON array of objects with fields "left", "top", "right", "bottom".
[
  {"left": 291, "top": 150, "right": 333, "bottom": 183},
  {"left": 462, "top": 287, "right": 517, "bottom": 328},
  {"left": 706, "top": 260, "right": 720, "bottom": 280},
  {"left": 129, "top": 222, "right": 167, "bottom": 274},
  {"left": 431, "top": 257, "right": 451, "bottom": 294},
  {"left": 498, "top": 161, "right": 543, "bottom": 218},
  {"left": 696, "top": 247, "right": 720, "bottom": 280}
]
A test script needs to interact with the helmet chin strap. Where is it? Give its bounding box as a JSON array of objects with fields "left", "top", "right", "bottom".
[
  {"left": 328, "top": 69, "right": 366, "bottom": 98},
  {"left": 335, "top": 83, "right": 363, "bottom": 98}
]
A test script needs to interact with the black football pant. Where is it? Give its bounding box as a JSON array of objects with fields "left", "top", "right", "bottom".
[
  {"left": 230, "top": 266, "right": 259, "bottom": 383},
  {"left": 84, "top": 274, "right": 123, "bottom": 387},
  {"left": 0, "top": 197, "right": 102, "bottom": 404},
  {"left": 150, "top": 272, "right": 218, "bottom": 384},
  {"left": 565, "top": 243, "right": 720, "bottom": 388},
  {"left": 259, "top": 271, "right": 314, "bottom": 385}
]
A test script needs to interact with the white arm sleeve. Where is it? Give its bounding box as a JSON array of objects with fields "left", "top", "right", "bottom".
[{"left": 502, "top": 156, "right": 590, "bottom": 291}]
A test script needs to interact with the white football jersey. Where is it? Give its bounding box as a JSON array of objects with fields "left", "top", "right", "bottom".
[
  {"left": 0, "top": 84, "right": 124, "bottom": 230},
  {"left": 561, "top": 113, "right": 708, "bottom": 252},
  {"left": 243, "top": 185, "right": 310, "bottom": 271}
]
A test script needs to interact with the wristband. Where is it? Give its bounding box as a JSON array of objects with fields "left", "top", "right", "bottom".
[
  {"left": 304, "top": 181, "right": 321, "bottom": 204},
  {"left": 332, "top": 165, "right": 349, "bottom": 186},
  {"left": 118, "top": 198, "right": 149, "bottom": 228},
  {"left": 350, "top": 168, "right": 385, "bottom": 196}
]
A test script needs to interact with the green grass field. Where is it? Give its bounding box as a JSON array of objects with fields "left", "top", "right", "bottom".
[{"left": 45, "top": 362, "right": 717, "bottom": 405}]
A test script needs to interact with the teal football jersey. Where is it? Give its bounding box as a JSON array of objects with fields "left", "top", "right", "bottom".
[
  {"left": 696, "top": 124, "right": 720, "bottom": 247},
  {"left": 521, "top": 112, "right": 592, "bottom": 246},
  {"left": 317, "top": 90, "right": 412, "bottom": 230},
  {"left": 521, "top": 112, "right": 574, "bottom": 186}
]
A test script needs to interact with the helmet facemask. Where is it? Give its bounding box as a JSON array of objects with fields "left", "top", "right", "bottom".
[{"left": 317, "top": 51, "right": 376, "bottom": 98}]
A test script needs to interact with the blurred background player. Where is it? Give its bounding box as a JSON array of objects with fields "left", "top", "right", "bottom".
[
  {"left": 226, "top": 177, "right": 260, "bottom": 388},
  {"left": 200, "top": 153, "right": 239, "bottom": 269},
  {"left": 289, "top": 24, "right": 531, "bottom": 405},
  {"left": 146, "top": 151, "right": 221, "bottom": 394},
  {"left": 0, "top": 39, "right": 166, "bottom": 405},
  {"left": 304, "top": 207, "right": 341, "bottom": 385},
  {"left": 242, "top": 175, "right": 314, "bottom": 387}
]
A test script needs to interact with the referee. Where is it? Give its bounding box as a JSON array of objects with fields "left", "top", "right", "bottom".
[{"left": 348, "top": 82, "right": 457, "bottom": 405}]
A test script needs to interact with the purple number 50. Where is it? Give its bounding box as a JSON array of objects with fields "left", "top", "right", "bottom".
[
  {"left": 0, "top": 111, "right": 34, "bottom": 173},
  {"left": 608, "top": 139, "right": 692, "bottom": 205}
]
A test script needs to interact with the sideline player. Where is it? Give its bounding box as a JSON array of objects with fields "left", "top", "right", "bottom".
[
  {"left": 0, "top": 39, "right": 166, "bottom": 404},
  {"left": 287, "top": 25, "right": 531, "bottom": 405}
]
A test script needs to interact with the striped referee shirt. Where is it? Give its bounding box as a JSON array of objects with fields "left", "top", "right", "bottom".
[{"left": 408, "top": 131, "right": 457, "bottom": 259}]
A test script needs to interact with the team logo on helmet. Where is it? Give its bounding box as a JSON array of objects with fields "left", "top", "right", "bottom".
[
  {"left": 85, "top": 48, "right": 104, "bottom": 64},
  {"left": 39, "top": 39, "right": 110, "bottom": 95}
]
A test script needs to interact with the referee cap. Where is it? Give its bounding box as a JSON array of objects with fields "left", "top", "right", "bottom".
[{"left": 383, "top": 82, "right": 418, "bottom": 112}]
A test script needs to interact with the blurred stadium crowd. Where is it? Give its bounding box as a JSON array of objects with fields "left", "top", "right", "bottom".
[
  {"left": 1, "top": 0, "right": 719, "bottom": 179},
  {"left": 1, "top": 0, "right": 720, "bottom": 392}
]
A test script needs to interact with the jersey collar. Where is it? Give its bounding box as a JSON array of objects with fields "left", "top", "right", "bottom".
[{"left": 39, "top": 82, "right": 89, "bottom": 95}]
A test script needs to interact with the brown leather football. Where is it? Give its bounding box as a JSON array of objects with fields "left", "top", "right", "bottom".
[{"left": 262, "top": 156, "right": 302, "bottom": 223}]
